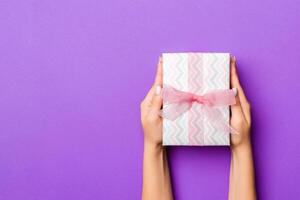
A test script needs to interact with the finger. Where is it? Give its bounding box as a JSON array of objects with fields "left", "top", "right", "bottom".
[
  {"left": 154, "top": 56, "right": 163, "bottom": 86},
  {"left": 142, "top": 57, "right": 163, "bottom": 106},
  {"left": 230, "top": 56, "right": 251, "bottom": 122},
  {"left": 141, "top": 86, "right": 155, "bottom": 108},
  {"left": 230, "top": 56, "right": 241, "bottom": 90},
  {"left": 230, "top": 56, "right": 243, "bottom": 115},
  {"left": 230, "top": 56, "right": 248, "bottom": 105},
  {"left": 231, "top": 57, "right": 250, "bottom": 119},
  {"left": 151, "top": 57, "right": 163, "bottom": 110}
]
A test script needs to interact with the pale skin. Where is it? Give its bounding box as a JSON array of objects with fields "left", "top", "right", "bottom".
[{"left": 140, "top": 56, "right": 256, "bottom": 200}]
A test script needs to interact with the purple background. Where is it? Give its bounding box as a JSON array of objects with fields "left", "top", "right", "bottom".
[{"left": 1, "top": 0, "right": 299, "bottom": 199}]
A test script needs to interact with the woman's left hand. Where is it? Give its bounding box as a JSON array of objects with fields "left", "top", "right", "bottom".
[{"left": 140, "top": 57, "right": 163, "bottom": 147}]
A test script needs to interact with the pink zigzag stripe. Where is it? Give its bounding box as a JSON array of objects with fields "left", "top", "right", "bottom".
[
  {"left": 188, "top": 53, "right": 204, "bottom": 145},
  {"left": 171, "top": 53, "right": 183, "bottom": 145}
]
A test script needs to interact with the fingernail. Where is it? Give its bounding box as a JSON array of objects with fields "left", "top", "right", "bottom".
[
  {"left": 233, "top": 88, "right": 238, "bottom": 96},
  {"left": 155, "top": 85, "right": 161, "bottom": 95},
  {"left": 231, "top": 55, "right": 235, "bottom": 62}
]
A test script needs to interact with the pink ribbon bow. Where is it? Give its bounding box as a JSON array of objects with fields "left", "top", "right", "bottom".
[{"left": 160, "top": 85, "right": 238, "bottom": 134}]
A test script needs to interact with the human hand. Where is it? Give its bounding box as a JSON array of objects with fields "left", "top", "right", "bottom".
[
  {"left": 230, "top": 56, "right": 252, "bottom": 151},
  {"left": 140, "top": 57, "right": 163, "bottom": 148}
]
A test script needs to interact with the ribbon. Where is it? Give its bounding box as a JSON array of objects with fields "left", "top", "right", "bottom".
[{"left": 160, "top": 85, "right": 238, "bottom": 134}]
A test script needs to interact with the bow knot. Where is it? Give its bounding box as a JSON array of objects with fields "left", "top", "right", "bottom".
[
  {"left": 191, "top": 95, "right": 211, "bottom": 105},
  {"left": 160, "top": 85, "right": 238, "bottom": 134}
]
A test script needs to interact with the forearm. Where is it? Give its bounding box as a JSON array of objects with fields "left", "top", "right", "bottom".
[
  {"left": 229, "top": 143, "right": 256, "bottom": 200},
  {"left": 142, "top": 140, "right": 173, "bottom": 200}
]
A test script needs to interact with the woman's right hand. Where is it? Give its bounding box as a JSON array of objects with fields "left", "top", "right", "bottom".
[{"left": 229, "top": 56, "right": 252, "bottom": 151}]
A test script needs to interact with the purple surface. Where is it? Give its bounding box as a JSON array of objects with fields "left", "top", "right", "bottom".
[{"left": 0, "top": 0, "right": 299, "bottom": 199}]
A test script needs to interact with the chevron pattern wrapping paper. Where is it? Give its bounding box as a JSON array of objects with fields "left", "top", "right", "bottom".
[{"left": 162, "top": 52, "right": 230, "bottom": 146}]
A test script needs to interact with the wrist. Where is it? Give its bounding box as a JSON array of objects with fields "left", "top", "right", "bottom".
[
  {"left": 144, "top": 138, "right": 163, "bottom": 154},
  {"left": 231, "top": 141, "right": 252, "bottom": 156}
]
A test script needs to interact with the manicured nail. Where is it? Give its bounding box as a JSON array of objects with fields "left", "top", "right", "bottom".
[
  {"left": 155, "top": 85, "right": 161, "bottom": 95},
  {"left": 233, "top": 88, "right": 237, "bottom": 96}
]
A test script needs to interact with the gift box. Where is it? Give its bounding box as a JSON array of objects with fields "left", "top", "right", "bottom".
[{"left": 161, "top": 52, "right": 234, "bottom": 146}]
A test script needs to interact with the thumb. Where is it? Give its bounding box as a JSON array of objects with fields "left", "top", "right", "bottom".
[
  {"left": 151, "top": 86, "right": 163, "bottom": 110},
  {"left": 231, "top": 92, "right": 243, "bottom": 116}
]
